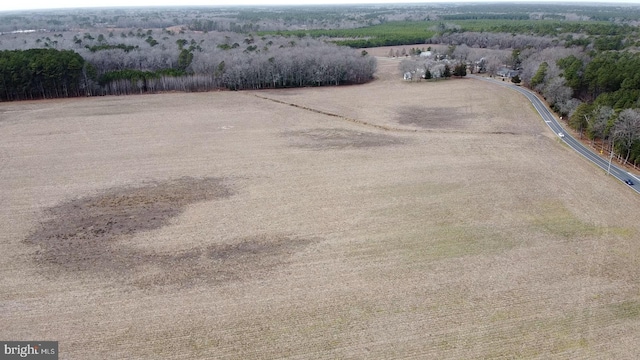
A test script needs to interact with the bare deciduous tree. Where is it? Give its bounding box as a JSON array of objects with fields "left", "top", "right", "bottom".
[
  {"left": 613, "top": 109, "right": 640, "bottom": 165},
  {"left": 588, "top": 105, "right": 614, "bottom": 150},
  {"left": 542, "top": 76, "right": 572, "bottom": 108}
]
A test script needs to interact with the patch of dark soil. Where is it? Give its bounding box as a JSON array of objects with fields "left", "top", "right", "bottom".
[
  {"left": 25, "top": 177, "right": 318, "bottom": 288},
  {"left": 26, "top": 177, "right": 231, "bottom": 272},
  {"left": 284, "top": 128, "right": 405, "bottom": 149},
  {"left": 134, "top": 235, "right": 319, "bottom": 288},
  {"left": 489, "top": 131, "right": 519, "bottom": 135},
  {"left": 396, "top": 106, "right": 470, "bottom": 129}
]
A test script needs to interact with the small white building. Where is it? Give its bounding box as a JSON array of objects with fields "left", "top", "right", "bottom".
[{"left": 497, "top": 68, "right": 519, "bottom": 78}]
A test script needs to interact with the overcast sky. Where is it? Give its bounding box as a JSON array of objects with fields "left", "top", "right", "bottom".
[{"left": 2, "top": 0, "right": 639, "bottom": 13}]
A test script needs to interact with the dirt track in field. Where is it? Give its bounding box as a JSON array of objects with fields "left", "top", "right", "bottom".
[{"left": 1, "top": 54, "right": 640, "bottom": 359}]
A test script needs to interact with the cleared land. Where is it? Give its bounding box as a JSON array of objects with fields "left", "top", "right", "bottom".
[{"left": 1, "top": 56, "right": 640, "bottom": 359}]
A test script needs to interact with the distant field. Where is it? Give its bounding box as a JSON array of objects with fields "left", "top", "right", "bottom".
[
  {"left": 1, "top": 55, "right": 639, "bottom": 359},
  {"left": 258, "top": 21, "right": 436, "bottom": 47},
  {"left": 257, "top": 19, "right": 631, "bottom": 48}
]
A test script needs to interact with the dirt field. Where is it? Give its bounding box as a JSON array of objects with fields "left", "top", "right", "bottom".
[{"left": 1, "top": 56, "right": 640, "bottom": 359}]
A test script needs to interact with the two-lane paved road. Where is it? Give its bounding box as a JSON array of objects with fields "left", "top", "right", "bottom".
[{"left": 470, "top": 74, "right": 640, "bottom": 194}]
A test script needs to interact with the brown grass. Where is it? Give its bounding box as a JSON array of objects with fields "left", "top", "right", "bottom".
[{"left": 1, "top": 55, "right": 640, "bottom": 359}]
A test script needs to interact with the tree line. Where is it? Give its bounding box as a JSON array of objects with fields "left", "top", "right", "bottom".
[
  {"left": 552, "top": 52, "right": 640, "bottom": 166},
  {"left": 516, "top": 45, "right": 640, "bottom": 168},
  {"left": 0, "top": 48, "right": 88, "bottom": 100},
  {"left": 439, "top": 19, "right": 635, "bottom": 37},
  {"left": 0, "top": 32, "right": 376, "bottom": 101},
  {"left": 4, "top": 4, "right": 640, "bottom": 35}
]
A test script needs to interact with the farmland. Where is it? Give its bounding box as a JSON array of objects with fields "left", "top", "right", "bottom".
[
  {"left": 1, "top": 56, "right": 640, "bottom": 358},
  {"left": 3, "top": 3, "right": 640, "bottom": 169}
]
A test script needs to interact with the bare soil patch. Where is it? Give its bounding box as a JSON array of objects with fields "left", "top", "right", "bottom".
[
  {"left": 283, "top": 128, "right": 405, "bottom": 149},
  {"left": 134, "top": 233, "right": 318, "bottom": 289},
  {"left": 25, "top": 177, "right": 230, "bottom": 273},
  {"left": 24, "top": 177, "right": 315, "bottom": 287},
  {"left": 396, "top": 105, "right": 472, "bottom": 129}
]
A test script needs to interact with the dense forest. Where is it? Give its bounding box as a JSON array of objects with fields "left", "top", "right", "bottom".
[
  {"left": 2, "top": 3, "right": 640, "bottom": 166},
  {"left": 0, "top": 49, "right": 87, "bottom": 100}
]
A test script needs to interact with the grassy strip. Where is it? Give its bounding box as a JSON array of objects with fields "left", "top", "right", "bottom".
[{"left": 258, "top": 21, "right": 436, "bottom": 48}]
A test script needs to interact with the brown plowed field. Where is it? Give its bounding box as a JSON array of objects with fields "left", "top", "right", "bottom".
[{"left": 1, "top": 56, "right": 639, "bottom": 359}]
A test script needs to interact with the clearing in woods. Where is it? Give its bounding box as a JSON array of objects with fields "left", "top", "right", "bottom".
[{"left": 1, "top": 55, "right": 639, "bottom": 358}]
